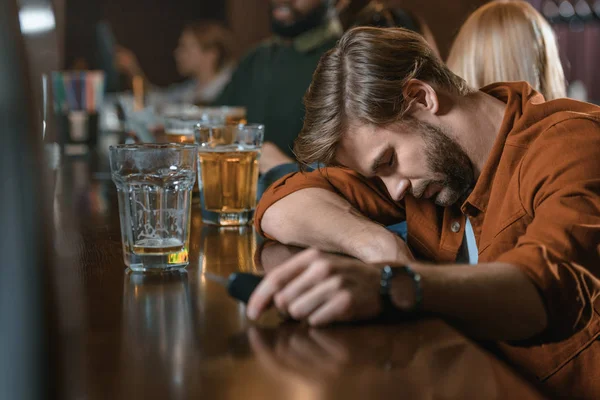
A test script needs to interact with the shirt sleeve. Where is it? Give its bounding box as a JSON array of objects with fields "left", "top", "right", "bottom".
[
  {"left": 496, "top": 119, "right": 600, "bottom": 341},
  {"left": 254, "top": 167, "right": 406, "bottom": 238}
]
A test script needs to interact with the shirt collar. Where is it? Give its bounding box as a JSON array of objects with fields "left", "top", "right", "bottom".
[
  {"left": 461, "top": 82, "right": 541, "bottom": 215},
  {"left": 271, "top": 18, "right": 342, "bottom": 53}
]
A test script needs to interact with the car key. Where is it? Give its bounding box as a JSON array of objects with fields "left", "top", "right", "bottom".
[{"left": 204, "top": 272, "right": 263, "bottom": 304}]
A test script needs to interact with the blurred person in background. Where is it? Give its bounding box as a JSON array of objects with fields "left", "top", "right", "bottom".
[
  {"left": 215, "top": 0, "right": 349, "bottom": 174},
  {"left": 117, "top": 21, "right": 236, "bottom": 105},
  {"left": 447, "top": 0, "right": 566, "bottom": 100}
]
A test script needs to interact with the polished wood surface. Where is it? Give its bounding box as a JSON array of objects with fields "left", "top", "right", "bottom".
[{"left": 51, "top": 155, "right": 546, "bottom": 399}]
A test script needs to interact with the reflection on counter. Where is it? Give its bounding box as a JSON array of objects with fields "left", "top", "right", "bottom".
[
  {"left": 245, "top": 321, "right": 536, "bottom": 400},
  {"left": 198, "top": 224, "right": 260, "bottom": 276},
  {"left": 120, "top": 270, "right": 195, "bottom": 399}
]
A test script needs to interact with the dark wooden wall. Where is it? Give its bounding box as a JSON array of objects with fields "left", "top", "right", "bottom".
[
  {"left": 64, "top": 0, "right": 225, "bottom": 86},
  {"left": 61, "top": 0, "right": 597, "bottom": 101},
  {"left": 225, "top": 0, "right": 491, "bottom": 60},
  {"left": 62, "top": 0, "right": 491, "bottom": 86},
  {"left": 387, "top": 0, "right": 490, "bottom": 60}
]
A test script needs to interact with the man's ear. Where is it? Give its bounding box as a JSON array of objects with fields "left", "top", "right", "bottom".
[{"left": 402, "top": 79, "right": 440, "bottom": 116}]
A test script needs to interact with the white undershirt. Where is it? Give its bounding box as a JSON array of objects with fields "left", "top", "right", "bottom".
[{"left": 462, "top": 218, "right": 479, "bottom": 265}]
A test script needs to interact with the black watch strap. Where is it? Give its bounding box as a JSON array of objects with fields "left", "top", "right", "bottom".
[{"left": 379, "top": 265, "right": 423, "bottom": 317}]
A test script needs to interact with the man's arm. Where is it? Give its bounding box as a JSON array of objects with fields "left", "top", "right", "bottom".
[
  {"left": 262, "top": 188, "right": 411, "bottom": 263},
  {"left": 256, "top": 167, "right": 411, "bottom": 263},
  {"left": 247, "top": 250, "right": 547, "bottom": 341},
  {"left": 399, "top": 262, "right": 547, "bottom": 340}
]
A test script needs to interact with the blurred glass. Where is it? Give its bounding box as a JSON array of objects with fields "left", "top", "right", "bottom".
[
  {"left": 44, "top": 142, "right": 61, "bottom": 199},
  {"left": 161, "top": 117, "right": 197, "bottom": 144},
  {"left": 161, "top": 105, "right": 246, "bottom": 125},
  {"left": 195, "top": 123, "right": 264, "bottom": 226},
  {"left": 110, "top": 144, "right": 197, "bottom": 272}
]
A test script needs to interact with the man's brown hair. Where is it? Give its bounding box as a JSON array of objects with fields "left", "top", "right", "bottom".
[{"left": 294, "top": 26, "right": 473, "bottom": 167}]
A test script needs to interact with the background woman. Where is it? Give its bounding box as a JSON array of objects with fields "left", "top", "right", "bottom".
[
  {"left": 117, "top": 20, "right": 236, "bottom": 105},
  {"left": 447, "top": 0, "right": 566, "bottom": 100}
]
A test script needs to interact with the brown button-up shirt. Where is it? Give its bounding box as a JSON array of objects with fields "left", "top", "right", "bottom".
[{"left": 255, "top": 82, "right": 600, "bottom": 398}]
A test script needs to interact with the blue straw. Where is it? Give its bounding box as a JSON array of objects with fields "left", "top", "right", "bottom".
[
  {"left": 64, "top": 73, "right": 78, "bottom": 111},
  {"left": 79, "top": 71, "right": 86, "bottom": 111}
]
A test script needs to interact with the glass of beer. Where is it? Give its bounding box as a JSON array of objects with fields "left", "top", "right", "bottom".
[
  {"left": 200, "top": 106, "right": 247, "bottom": 125},
  {"left": 110, "top": 143, "right": 197, "bottom": 272},
  {"left": 161, "top": 117, "right": 197, "bottom": 144},
  {"left": 195, "top": 123, "right": 264, "bottom": 226}
]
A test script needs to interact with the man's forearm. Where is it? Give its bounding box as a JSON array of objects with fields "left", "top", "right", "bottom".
[
  {"left": 394, "top": 262, "right": 548, "bottom": 341},
  {"left": 261, "top": 188, "right": 411, "bottom": 263}
]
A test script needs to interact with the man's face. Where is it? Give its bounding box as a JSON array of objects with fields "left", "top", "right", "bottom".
[
  {"left": 270, "top": 0, "right": 329, "bottom": 38},
  {"left": 271, "top": 0, "right": 325, "bottom": 25},
  {"left": 336, "top": 120, "right": 474, "bottom": 207}
]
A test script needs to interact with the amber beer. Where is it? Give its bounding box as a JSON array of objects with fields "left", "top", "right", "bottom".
[
  {"left": 196, "top": 123, "right": 263, "bottom": 225},
  {"left": 161, "top": 117, "right": 198, "bottom": 144},
  {"left": 198, "top": 147, "right": 260, "bottom": 213},
  {"left": 132, "top": 238, "right": 186, "bottom": 255},
  {"left": 163, "top": 129, "right": 195, "bottom": 144}
]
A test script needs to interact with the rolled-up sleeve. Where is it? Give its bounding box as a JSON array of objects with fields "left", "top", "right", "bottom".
[
  {"left": 496, "top": 119, "right": 600, "bottom": 340},
  {"left": 254, "top": 167, "right": 406, "bottom": 237}
]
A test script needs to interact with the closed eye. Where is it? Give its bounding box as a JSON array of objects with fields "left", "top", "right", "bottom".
[{"left": 375, "top": 151, "right": 396, "bottom": 177}]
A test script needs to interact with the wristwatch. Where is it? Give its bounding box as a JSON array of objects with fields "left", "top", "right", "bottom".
[{"left": 379, "top": 265, "right": 423, "bottom": 316}]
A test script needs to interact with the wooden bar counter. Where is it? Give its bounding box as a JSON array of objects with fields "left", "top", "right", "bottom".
[{"left": 49, "top": 155, "right": 546, "bottom": 399}]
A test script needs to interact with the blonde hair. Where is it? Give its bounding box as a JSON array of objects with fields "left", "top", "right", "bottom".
[
  {"left": 295, "top": 27, "right": 473, "bottom": 167},
  {"left": 447, "top": 0, "right": 566, "bottom": 100}
]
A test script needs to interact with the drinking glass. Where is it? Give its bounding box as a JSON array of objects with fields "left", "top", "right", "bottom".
[
  {"left": 195, "top": 123, "right": 264, "bottom": 226},
  {"left": 110, "top": 143, "right": 197, "bottom": 272},
  {"left": 199, "top": 106, "right": 247, "bottom": 125},
  {"left": 160, "top": 105, "right": 246, "bottom": 125},
  {"left": 161, "top": 117, "right": 197, "bottom": 144}
]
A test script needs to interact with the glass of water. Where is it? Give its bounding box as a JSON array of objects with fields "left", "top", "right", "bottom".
[{"left": 110, "top": 144, "right": 197, "bottom": 272}]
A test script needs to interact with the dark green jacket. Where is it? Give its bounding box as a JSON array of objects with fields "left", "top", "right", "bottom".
[{"left": 214, "top": 21, "right": 341, "bottom": 157}]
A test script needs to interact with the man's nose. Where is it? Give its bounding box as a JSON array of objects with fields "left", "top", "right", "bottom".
[{"left": 381, "top": 176, "right": 410, "bottom": 202}]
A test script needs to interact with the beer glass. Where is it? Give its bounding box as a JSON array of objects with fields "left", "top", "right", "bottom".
[
  {"left": 195, "top": 123, "right": 264, "bottom": 226},
  {"left": 200, "top": 106, "right": 246, "bottom": 125},
  {"left": 161, "top": 117, "right": 197, "bottom": 144},
  {"left": 160, "top": 105, "right": 246, "bottom": 126},
  {"left": 110, "top": 144, "right": 197, "bottom": 272}
]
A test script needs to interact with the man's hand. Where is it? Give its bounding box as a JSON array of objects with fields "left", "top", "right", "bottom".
[{"left": 247, "top": 249, "right": 382, "bottom": 326}]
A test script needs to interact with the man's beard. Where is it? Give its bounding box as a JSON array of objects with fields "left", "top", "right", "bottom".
[
  {"left": 410, "top": 120, "right": 474, "bottom": 207},
  {"left": 271, "top": 1, "right": 330, "bottom": 38}
]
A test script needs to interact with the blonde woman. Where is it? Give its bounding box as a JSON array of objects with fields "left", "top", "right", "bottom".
[{"left": 447, "top": 0, "right": 566, "bottom": 100}]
